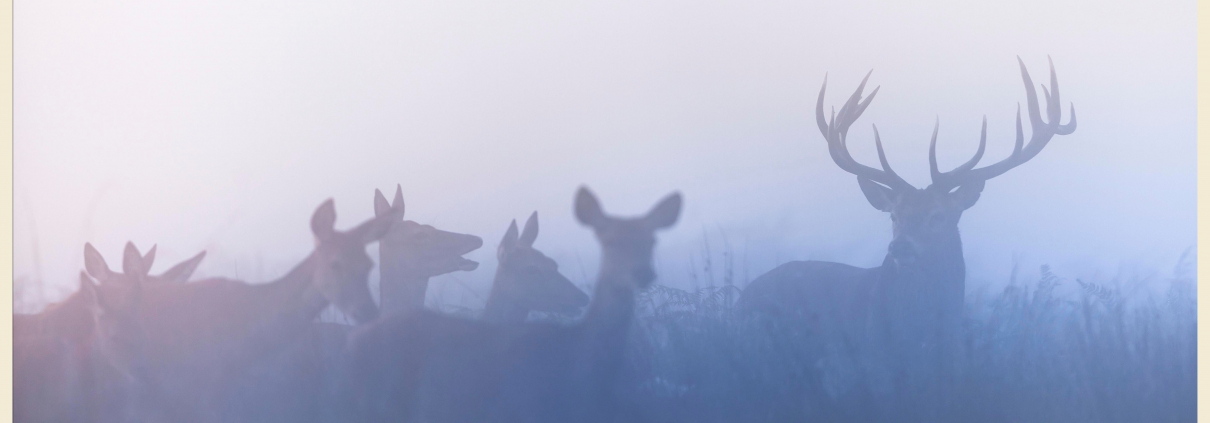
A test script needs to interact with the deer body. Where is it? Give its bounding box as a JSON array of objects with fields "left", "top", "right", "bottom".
[
  {"left": 15, "top": 245, "right": 204, "bottom": 346},
  {"left": 338, "top": 187, "right": 681, "bottom": 423},
  {"left": 91, "top": 200, "right": 395, "bottom": 422},
  {"left": 737, "top": 58, "right": 1076, "bottom": 403},
  {"left": 15, "top": 244, "right": 203, "bottom": 423},
  {"left": 226, "top": 188, "right": 482, "bottom": 423}
]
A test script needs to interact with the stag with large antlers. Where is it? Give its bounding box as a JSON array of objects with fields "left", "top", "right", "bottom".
[{"left": 737, "top": 57, "right": 1076, "bottom": 411}]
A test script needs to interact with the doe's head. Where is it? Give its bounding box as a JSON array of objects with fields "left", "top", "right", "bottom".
[
  {"left": 495, "top": 212, "right": 589, "bottom": 314},
  {"left": 373, "top": 185, "right": 483, "bottom": 279},
  {"left": 575, "top": 187, "right": 681, "bottom": 289},
  {"left": 310, "top": 199, "right": 397, "bottom": 324}
]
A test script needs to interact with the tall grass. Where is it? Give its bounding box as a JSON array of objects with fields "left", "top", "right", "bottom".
[
  {"left": 13, "top": 229, "right": 1196, "bottom": 422},
  {"left": 615, "top": 244, "right": 1197, "bottom": 423}
]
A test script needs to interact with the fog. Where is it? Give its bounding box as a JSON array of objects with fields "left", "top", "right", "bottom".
[{"left": 15, "top": 0, "right": 1194, "bottom": 309}]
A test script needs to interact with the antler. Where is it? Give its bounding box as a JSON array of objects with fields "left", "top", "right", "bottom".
[
  {"left": 929, "top": 56, "right": 1077, "bottom": 191},
  {"left": 816, "top": 70, "right": 915, "bottom": 191}
]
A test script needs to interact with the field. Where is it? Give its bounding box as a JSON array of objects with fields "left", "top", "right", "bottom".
[
  {"left": 13, "top": 244, "right": 1197, "bottom": 423},
  {"left": 602, "top": 248, "right": 1198, "bottom": 423}
]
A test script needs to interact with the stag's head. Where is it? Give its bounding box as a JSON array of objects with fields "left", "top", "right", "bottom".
[
  {"left": 495, "top": 212, "right": 589, "bottom": 314},
  {"left": 374, "top": 185, "right": 483, "bottom": 279},
  {"left": 310, "top": 199, "right": 397, "bottom": 324},
  {"left": 575, "top": 187, "right": 681, "bottom": 290},
  {"left": 816, "top": 57, "right": 1076, "bottom": 267}
]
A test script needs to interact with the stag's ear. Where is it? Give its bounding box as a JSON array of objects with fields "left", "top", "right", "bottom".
[
  {"left": 374, "top": 189, "right": 392, "bottom": 217},
  {"left": 312, "top": 199, "right": 338, "bottom": 242},
  {"left": 949, "top": 180, "right": 985, "bottom": 210},
  {"left": 159, "top": 251, "right": 206, "bottom": 283},
  {"left": 857, "top": 177, "right": 896, "bottom": 212},
  {"left": 84, "top": 243, "right": 112, "bottom": 280},
  {"left": 643, "top": 192, "right": 682, "bottom": 230},
  {"left": 123, "top": 242, "right": 148, "bottom": 278},
  {"left": 518, "top": 212, "right": 539, "bottom": 247},
  {"left": 574, "top": 187, "right": 606, "bottom": 228}
]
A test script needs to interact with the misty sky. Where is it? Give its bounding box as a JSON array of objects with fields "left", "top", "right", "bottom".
[{"left": 15, "top": 0, "right": 1194, "bottom": 308}]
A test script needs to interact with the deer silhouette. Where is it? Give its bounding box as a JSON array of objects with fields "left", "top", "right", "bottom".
[{"left": 336, "top": 187, "right": 682, "bottom": 423}]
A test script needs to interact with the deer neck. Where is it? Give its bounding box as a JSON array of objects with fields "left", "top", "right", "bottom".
[
  {"left": 482, "top": 270, "right": 529, "bottom": 323},
  {"left": 873, "top": 235, "right": 966, "bottom": 339},
  {"left": 879, "top": 236, "right": 966, "bottom": 290},
  {"left": 232, "top": 253, "right": 330, "bottom": 363},
  {"left": 33, "top": 292, "right": 93, "bottom": 342},
  {"left": 378, "top": 246, "right": 429, "bottom": 315},
  {"left": 578, "top": 274, "right": 636, "bottom": 368}
]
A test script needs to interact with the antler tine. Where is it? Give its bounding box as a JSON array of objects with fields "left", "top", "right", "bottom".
[
  {"left": 933, "top": 58, "right": 1076, "bottom": 186},
  {"left": 1046, "top": 56, "right": 1062, "bottom": 125},
  {"left": 1014, "top": 105, "right": 1024, "bottom": 155},
  {"left": 930, "top": 116, "right": 988, "bottom": 189},
  {"left": 814, "top": 71, "right": 914, "bottom": 191},
  {"left": 815, "top": 75, "right": 830, "bottom": 136},
  {"left": 872, "top": 125, "right": 908, "bottom": 183},
  {"left": 835, "top": 70, "right": 875, "bottom": 135},
  {"left": 928, "top": 118, "right": 942, "bottom": 183}
]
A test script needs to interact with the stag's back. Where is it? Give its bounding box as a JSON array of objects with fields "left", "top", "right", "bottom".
[{"left": 738, "top": 260, "right": 881, "bottom": 341}]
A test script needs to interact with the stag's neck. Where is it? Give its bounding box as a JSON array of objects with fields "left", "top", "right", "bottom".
[
  {"left": 482, "top": 271, "right": 529, "bottom": 323},
  {"left": 879, "top": 238, "right": 966, "bottom": 289},
  {"left": 874, "top": 236, "right": 966, "bottom": 331},
  {"left": 378, "top": 250, "right": 429, "bottom": 315}
]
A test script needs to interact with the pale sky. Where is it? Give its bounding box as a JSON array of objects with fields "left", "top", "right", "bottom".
[{"left": 16, "top": 0, "right": 1195, "bottom": 309}]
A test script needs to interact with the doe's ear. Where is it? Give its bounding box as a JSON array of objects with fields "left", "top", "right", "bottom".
[
  {"left": 500, "top": 219, "right": 520, "bottom": 249},
  {"left": 643, "top": 192, "right": 682, "bottom": 230},
  {"left": 574, "top": 187, "right": 606, "bottom": 228},
  {"left": 142, "top": 245, "right": 157, "bottom": 271},
  {"left": 84, "top": 243, "right": 111, "bottom": 280},
  {"left": 518, "top": 212, "right": 539, "bottom": 247},
  {"left": 499, "top": 219, "right": 519, "bottom": 260},
  {"left": 312, "top": 199, "right": 338, "bottom": 241},
  {"left": 857, "top": 177, "right": 896, "bottom": 212},
  {"left": 374, "top": 189, "right": 392, "bottom": 217},
  {"left": 350, "top": 212, "right": 397, "bottom": 245},
  {"left": 391, "top": 184, "right": 405, "bottom": 213},
  {"left": 123, "top": 242, "right": 149, "bottom": 278},
  {"left": 159, "top": 251, "right": 207, "bottom": 283},
  {"left": 949, "top": 180, "right": 985, "bottom": 210}
]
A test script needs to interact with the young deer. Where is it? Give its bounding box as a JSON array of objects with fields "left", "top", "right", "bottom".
[
  {"left": 81, "top": 243, "right": 207, "bottom": 289},
  {"left": 736, "top": 58, "right": 1076, "bottom": 407},
  {"left": 483, "top": 211, "right": 590, "bottom": 323},
  {"left": 373, "top": 185, "right": 483, "bottom": 315},
  {"left": 101, "top": 199, "right": 396, "bottom": 422},
  {"left": 338, "top": 187, "right": 682, "bottom": 423},
  {"left": 15, "top": 245, "right": 159, "bottom": 423},
  {"left": 15, "top": 243, "right": 205, "bottom": 346}
]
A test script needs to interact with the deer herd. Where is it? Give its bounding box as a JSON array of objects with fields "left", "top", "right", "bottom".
[{"left": 14, "top": 58, "right": 1075, "bottom": 422}]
